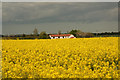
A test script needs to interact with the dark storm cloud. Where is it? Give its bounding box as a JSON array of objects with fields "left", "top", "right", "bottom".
[
  {"left": 2, "top": 2, "right": 118, "bottom": 34},
  {"left": 0, "top": 2, "right": 1, "bottom": 34},
  {"left": 2, "top": 2, "right": 118, "bottom": 24}
]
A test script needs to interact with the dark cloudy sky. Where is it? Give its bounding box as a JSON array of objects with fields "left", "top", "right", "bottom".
[
  {"left": 0, "top": 2, "right": 1, "bottom": 35},
  {"left": 2, "top": 2, "right": 118, "bottom": 34}
]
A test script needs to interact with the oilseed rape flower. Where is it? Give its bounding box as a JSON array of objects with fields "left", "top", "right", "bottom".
[{"left": 2, "top": 37, "right": 119, "bottom": 78}]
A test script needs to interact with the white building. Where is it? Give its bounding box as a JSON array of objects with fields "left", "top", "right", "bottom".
[{"left": 49, "top": 34, "right": 76, "bottom": 39}]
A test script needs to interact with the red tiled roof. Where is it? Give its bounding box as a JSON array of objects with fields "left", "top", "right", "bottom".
[{"left": 49, "top": 34, "right": 71, "bottom": 37}]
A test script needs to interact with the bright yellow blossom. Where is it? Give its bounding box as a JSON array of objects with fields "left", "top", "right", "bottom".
[{"left": 2, "top": 37, "right": 119, "bottom": 78}]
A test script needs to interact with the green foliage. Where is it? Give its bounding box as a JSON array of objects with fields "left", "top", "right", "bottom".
[
  {"left": 69, "top": 29, "right": 94, "bottom": 38},
  {"left": 39, "top": 31, "right": 50, "bottom": 39},
  {"left": 33, "top": 28, "right": 38, "bottom": 36},
  {"left": 69, "top": 29, "right": 82, "bottom": 37}
]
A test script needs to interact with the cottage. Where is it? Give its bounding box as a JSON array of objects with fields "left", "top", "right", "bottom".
[{"left": 49, "top": 34, "right": 76, "bottom": 39}]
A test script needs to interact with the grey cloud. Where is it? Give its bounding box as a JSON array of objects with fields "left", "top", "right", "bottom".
[
  {"left": 0, "top": 2, "right": 2, "bottom": 34},
  {"left": 2, "top": 2, "right": 118, "bottom": 24},
  {"left": 2, "top": 0, "right": 119, "bottom": 2},
  {"left": 3, "top": 21, "right": 118, "bottom": 34},
  {"left": 2, "top": 2, "right": 118, "bottom": 34}
]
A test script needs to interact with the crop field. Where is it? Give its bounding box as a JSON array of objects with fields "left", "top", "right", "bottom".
[{"left": 2, "top": 37, "right": 119, "bottom": 78}]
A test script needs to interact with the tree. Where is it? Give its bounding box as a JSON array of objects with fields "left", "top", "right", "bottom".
[
  {"left": 39, "top": 31, "right": 50, "bottom": 39},
  {"left": 85, "top": 33, "right": 94, "bottom": 37},
  {"left": 76, "top": 32, "right": 85, "bottom": 38},
  {"left": 58, "top": 30, "right": 61, "bottom": 35},
  {"left": 69, "top": 30, "right": 77, "bottom": 37},
  {"left": 69, "top": 29, "right": 82, "bottom": 37},
  {"left": 33, "top": 28, "right": 38, "bottom": 36},
  {"left": 22, "top": 33, "right": 26, "bottom": 37}
]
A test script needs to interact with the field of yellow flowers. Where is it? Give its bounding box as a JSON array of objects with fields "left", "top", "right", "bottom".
[{"left": 2, "top": 37, "right": 119, "bottom": 78}]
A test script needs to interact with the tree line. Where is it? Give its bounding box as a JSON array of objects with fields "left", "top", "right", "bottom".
[{"left": 1, "top": 28, "right": 120, "bottom": 39}]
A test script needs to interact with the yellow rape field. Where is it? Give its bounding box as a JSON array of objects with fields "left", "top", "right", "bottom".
[{"left": 2, "top": 37, "right": 119, "bottom": 78}]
